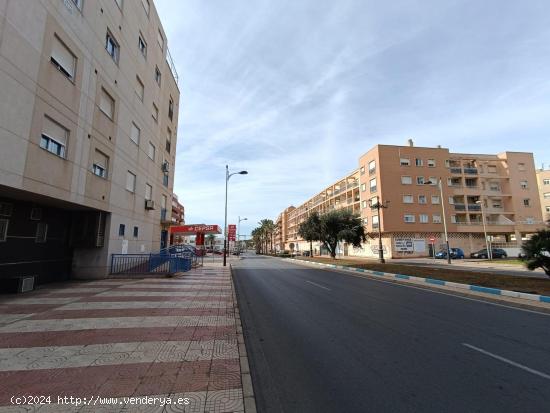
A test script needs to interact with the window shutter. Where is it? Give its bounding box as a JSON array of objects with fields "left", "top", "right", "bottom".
[
  {"left": 99, "top": 90, "right": 114, "bottom": 118},
  {"left": 51, "top": 37, "right": 75, "bottom": 78},
  {"left": 43, "top": 117, "right": 67, "bottom": 146}
]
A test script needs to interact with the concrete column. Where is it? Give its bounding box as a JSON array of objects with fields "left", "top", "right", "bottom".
[{"left": 514, "top": 230, "right": 523, "bottom": 247}]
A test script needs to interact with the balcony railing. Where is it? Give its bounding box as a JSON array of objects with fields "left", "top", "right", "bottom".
[
  {"left": 450, "top": 167, "right": 462, "bottom": 174},
  {"left": 467, "top": 204, "right": 481, "bottom": 211},
  {"left": 453, "top": 203, "right": 466, "bottom": 211},
  {"left": 464, "top": 168, "right": 478, "bottom": 175}
]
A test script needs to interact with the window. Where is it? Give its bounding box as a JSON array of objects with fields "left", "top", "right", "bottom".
[
  {"left": 523, "top": 199, "right": 530, "bottom": 207},
  {"left": 0, "top": 202, "right": 13, "bottom": 217},
  {"left": 138, "top": 34, "right": 147, "bottom": 57},
  {"left": 404, "top": 214, "right": 415, "bottom": 223},
  {"left": 400, "top": 158, "right": 410, "bottom": 166},
  {"left": 451, "top": 215, "right": 457, "bottom": 224},
  {"left": 362, "top": 200, "right": 367, "bottom": 208},
  {"left": 157, "top": 29, "right": 164, "bottom": 50},
  {"left": 448, "top": 197, "right": 454, "bottom": 205},
  {"left": 416, "top": 176, "right": 425, "bottom": 185},
  {"left": 163, "top": 171, "right": 169, "bottom": 187},
  {"left": 418, "top": 195, "right": 427, "bottom": 204},
  {"left": 0, "top": 219, "right": 8, "bottom": 242},
  {"left": 105, "top": 31, "right": 119, "bottom": 63},
  {"left": 372, "top": 215, "right": 379, "bottom": 228},
  {"left": 135, "top": 76, "right": 144, "bottom": 102},
  {"left": 35, "top": 223, "right": 48, "bottom": 243},
  {"left": 431, "top": 195, "right": 440, "bottom": 204},
  {"left": 115, "top": 0, "right": 123, "bottom": 9},
  {"left": 403, "top": 195, "right": 413, "bottom": 204},
  {"left": 361, "top": 183, "right": 366, "bottom": 192},
  {"left": 428, "top": 177, "right": 437, "bottom": 185},
  {"left": 487, "top": 165, "right": 497, "bottom": 174},
  {"left": 71, "top": 0, "right": 83, "bottom": 10},
  {"left": 445, "top": 160, "right": 451, "bottom": 168},
  {"left": 148, "top": 142, "right": 155, "bottom": 160},
  {"left": 520, "top": 180, "right": 528, "bottom": 189},
  {"left": 168, "top": 97, "right": 174, "bottom": 121},
  {"left": 130, "top": 122, "right": 140, "bottom": 145},
  {"left": 126, "top": 171, "right": 136, "bottom": 193},
  {"left": 133, "top": 226, "right": 139, "bottom": 238},
  {"left": 30, "top": 208, "right": 42, "bottom": 221},
  {"left": 368, "top": 160, "right": 376, "bottom": 174},
  {"left": 432, "top": 214, "right": 442, "bottom": 223},
  {"left": 155, "top": 66, "right": 161, "bottom": 86},
  {"left": 518, "top": 163, "right": 526, "bottom": 172},
  {"left": 544, "top": 193, "right": 550, "bottom": 199},
  {"left": 369, "top": 178, "right": 377, "bottom": 192},
  {"left": 546, "top": 206, "right": 550, "bottom": 213},
  {"left": 51, "top": 36, "right": 76, "bottom": 80},
  {"left": 419, "top": 214, "right": 429, "bottom": 223},
  {"left": 544, "top": 179, "right": 550, "bottom": 185},
  {"left": 427, "top": 159, "right": 436, "bottom": 167},
  {"left": 145, "top": 183, "right": 152, "bottom": 200},
  {"left": 401, "top": 176, "right": 412, "bottom": 185},
  {"left": 99, "top": 88, "right": 115, "bottom": 119},
  {"left": 119, "top": 224, "right": 125, "bottom": 236},
  {"left": 152, "top": 103, "right": 159, "bottom": 122},
  {"left": 92, "top": 149, "right": 108, "bottom": 178},
  {"left": 141, "top": 0, "right": 150, "bottom": 15},
  {"left": 415, "top": 158, "right": 423, "bottom": 167},
  {"left": 360, "top": 166, "right": 365, "bottom": 175},
  {"left": 41, "top": 116, "right": 68, "bottom": 158},
  {"left": 166, "top": 128, "right": 171, "bottom": 153},
  {"left": 492, "top": 200, "right": 502, "bottom": 209}
]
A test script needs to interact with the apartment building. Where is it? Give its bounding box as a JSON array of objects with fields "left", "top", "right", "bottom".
[
  {"left": 536, "top": 169, "right": 550, "bottom": 224},
  {"left": 278, "top": 143, "right": 544, "bottom": 258},
  {"left": 0, "top": 0, "right": 180, "bottom": 284}
]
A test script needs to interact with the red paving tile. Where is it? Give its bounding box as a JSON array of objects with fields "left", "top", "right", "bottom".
[
  {"left": 0, "top": 325, "right": 237, "bottom": 348},
  {"left": 28, "top": 307, "right": 225, "bottom": 320},
  {"left": 77, "top": 296, "right": 232, "bottom": 302},
  {"left": 0, "top": 304, "right": 60, "bottom": 314}
]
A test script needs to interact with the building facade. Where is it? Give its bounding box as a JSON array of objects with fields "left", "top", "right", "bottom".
[
  {"left": 278, "top": 143, "right": 544, "bottom": 258},
  {"left": 0, "top": 0, "right": 180, "bottom": 283},
  {"left": 536, "top": 169, "right": 550, "bottom": 224}
]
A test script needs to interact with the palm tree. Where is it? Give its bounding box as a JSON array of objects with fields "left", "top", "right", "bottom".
[{"left": 258, "top": 219, "right": 276, "bottom": 254}]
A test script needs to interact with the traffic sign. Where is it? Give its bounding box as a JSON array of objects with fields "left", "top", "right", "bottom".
[{"left": 429, "top": 236, "right": 436, "bottom": 243}]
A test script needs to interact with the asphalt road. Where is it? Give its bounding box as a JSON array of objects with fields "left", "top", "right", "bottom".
[{"left": 232, "top": 255, "right": 550, "bottom": 413}]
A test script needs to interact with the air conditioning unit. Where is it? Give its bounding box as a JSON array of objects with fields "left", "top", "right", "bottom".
[
  {"left": 145, "top": 200, "right": 155, "bottom": 210},
  {"left": 18, "top": 276, "right": 35, "bottom": 293}
]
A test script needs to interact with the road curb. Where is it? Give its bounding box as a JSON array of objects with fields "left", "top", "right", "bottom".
[
  {"left": 286, "top": 258, "right": 550, "bottom": 308},
  {"left": 229, "top": 264, "right": 257, "bottom": 413}
]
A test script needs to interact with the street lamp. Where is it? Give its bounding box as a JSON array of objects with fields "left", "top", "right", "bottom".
[
  {"left": 476, "top": 199, "right": 492, "bottom": 260},
  {"left": 368, "top": 195, "right": 389, "bottom": 263},
  {"left": 224, "top": 166, "right": 248, "bottom": 266},
  {"left": 238, "top": 216, "right": 248, "bottom": 255},
  {"left": 425, "top": 178, "right": 451, "bottom": 264}
]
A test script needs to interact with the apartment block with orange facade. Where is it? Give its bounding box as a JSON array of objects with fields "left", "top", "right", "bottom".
[
  {"left": 277, "top": 143, "right": 544, "bottom": 258},
  {"left": 536, "top": 169, "right": 550, "bottom": 224}
]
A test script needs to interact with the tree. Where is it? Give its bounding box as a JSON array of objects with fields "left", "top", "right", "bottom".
[
  {"left": 298, "top": 212, "right": 321, "bottom": 257},
  {"left": 319, "top": 209, "right": 367, "bottom": 259},
  {"left": 522, "top": 230, "right": 550, "bottom": 276},
  {"left": 258, "top": 219, "right": 276, "bottom": 254}
]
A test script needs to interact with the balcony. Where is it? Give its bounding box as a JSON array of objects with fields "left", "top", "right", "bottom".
[
  {"left": 464, "top": 168, "right": 478, "bottom": 175},
  {"left": 453, "top": 203, "right": 466, "bottom": 211},
  {"left": 450, "top": 167, "right": 462, "bottom": 174},
  {"left": 467, "top": 204, "right": 481, "bottom": 211}
]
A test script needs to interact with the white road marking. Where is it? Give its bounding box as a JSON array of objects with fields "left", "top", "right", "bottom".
[
  {"left": 462, "top": 343, "right": 550, "bottom": 380},
  {"left": 305, "top": 280, "right": 331, "bottom": 291}
]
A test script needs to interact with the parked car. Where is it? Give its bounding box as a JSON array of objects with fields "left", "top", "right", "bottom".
[
  {"left": 470, "top": 248, "right": 507, "bottom": 259},
  {"left": 435, "top": 248, "right": 465, "bottom": 259}
]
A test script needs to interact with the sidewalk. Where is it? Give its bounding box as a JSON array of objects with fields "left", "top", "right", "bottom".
[{"left": 0, "top": 263, "right": 244, "bottom": 412}]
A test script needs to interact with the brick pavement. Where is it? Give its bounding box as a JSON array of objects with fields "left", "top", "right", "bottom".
[{"left": 0, "top": 263, "right": 244, "bottom": 412}]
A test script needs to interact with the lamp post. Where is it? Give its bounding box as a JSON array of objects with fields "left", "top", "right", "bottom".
[
  {"left": 224, "top": 165, "right": 248, "bottom": 266},
  {"left": 237, "top": 216, "right": 247, "bottom": 255},
  {"left": 426, "top": 178, "right": 451, "bottom": 264},
  {"left": 368, "top": 195, "right": 389, "bottom": 263},
  {"left": 476, "top": 199, "right": 492, "bottom": 260}
]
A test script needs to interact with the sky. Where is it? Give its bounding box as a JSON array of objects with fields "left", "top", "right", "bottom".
[{"left": 155, "top": 0, "right": 550, "bottom": 238}]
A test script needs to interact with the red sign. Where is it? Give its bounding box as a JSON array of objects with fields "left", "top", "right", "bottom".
[
  {"left": 429, "top": 236, "right": 436, "bottom": 243},
  {"left": 196, "top": 233, "right": 205, "bottom": 246},
  {"left": 228, "top": 224, "right": 237, "bottom": 241},
  {"left": 169, "top": 224, "right": 221, "bottom": 234}
]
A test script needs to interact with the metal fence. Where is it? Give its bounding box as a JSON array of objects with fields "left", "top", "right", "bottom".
[{"left": 110, "top": 253, "right": 193, "bottom": 275}]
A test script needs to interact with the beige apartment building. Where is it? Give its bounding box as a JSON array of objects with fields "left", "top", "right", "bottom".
[
  {"left": 0, "top": 0, "right": 179, "bottom": 285},
  {"left": 536, "top": 169, "right": 550, "bottom": 224},
  {"left": 277, "top": 143, "right": 544, "bottom": 258}
]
